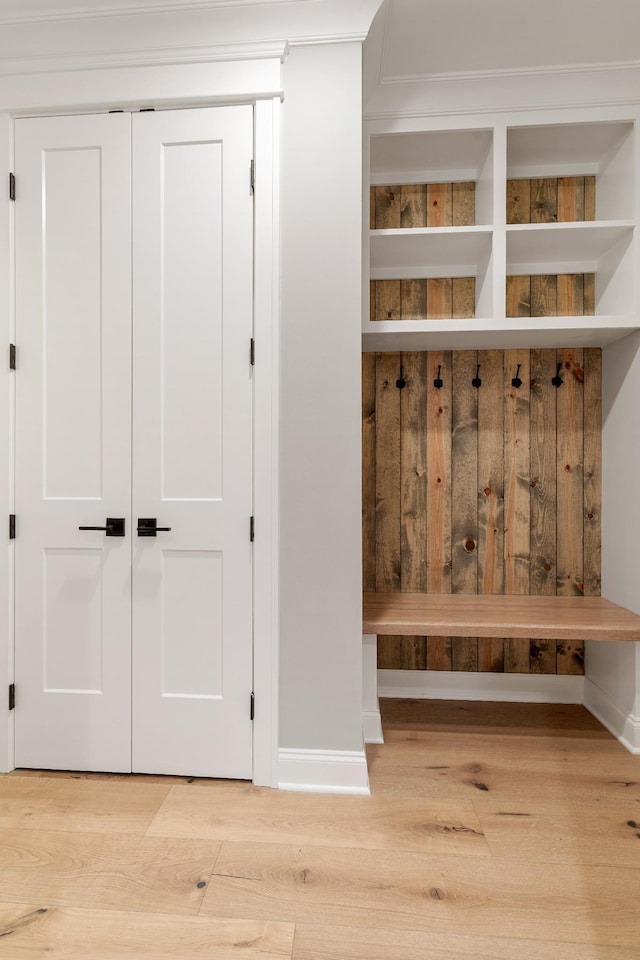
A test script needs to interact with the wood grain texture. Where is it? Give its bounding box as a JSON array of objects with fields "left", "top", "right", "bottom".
[
  {"left": 399, "top": 352, "right": 428, "bottom": 668},
  {"left": 506, "top": 276, "right": 531, "bottom": 317},
  {"left": 426, "top": 352, "right": 453, "bottom": 670},
  {"left": 477, "top": 350, "right": 505, "bottom": 672},
  {"left": 585, "top": 175, "right": 596, "bottom": 220},
  {"left": 148, "top": 784, "right": 490, "bottom": 858},
  {"left": 531, "top": 275, "right": 557, "bottom": 317},
  {"left": 372, "top": 181, "right": 476, "bottom": 230},
  {"left": 374, "top": 185, "right": 401, "bottom": 229},
  {"left": 476, "top": 802, "right": 640, "bottom": 868},
  {"left": 363, "top": 593, "right": 640, "bottom": 641},
  {"left": 400, "top": 184, "right": 427, "bottom": 228},
  {"left": 452, "top": 181, "right": 475, "bottom": 226},
  {"left": 364, "top": 350, "right": 600, "bottom": 675},
  {"left": 451, "top": 351, "right": 478, "bottom": 671},
  {"left": 451, "top": 277, "right": 475, "bottom": 318},
  {"left": 0, "top": 776, "right": 170, "bottom": 835},
  {"left": 427, "top": 182, "right": 452, "bottom": 227},
  {"left": 375, "top": 354, "right": 401, "bottom": 667},
  {"left": 426, "top": 278, "right": 453, "bottom": 320},
  {"left": 0, "top": 904, "right": 293, "bottom": 959},
  {"left": 506, "top": 179, "right": 531, "bottom": 224},
  {"left": 362, "top": 354, "right": 376, "bottom": 593},
  {"left": 557, "top": 274, "right": 584, "bottom": 316},
  {"left": 375, "top": 354, "right": 401, "bottom": 595},
  {"left": 374, "top": 280, "right": 401, "bottom": 321},
  {"left": 0, "top": 829, "right": 221, "bottom": 914},
  {"left": 508, "top": 176, "right": 595, "bottom": 224},
  {"left": 202, "top": 841, "right": 640, "bottom": 947},
  {"left": 531, "top": 177, "right": 558, "bottom": 223},
  {"left": 556, "top": 349, "right": 585, "bottom": 673},
  {"left": 400, "top": 279, "right": 426, "bottom": 321},
  {"left": 529, "top": 349, "right": 558, "bottom": 673},
  {"left": 371, "top": 280, "right": 476, "bottom": 321},
  {"left": 558, "top": 177, "right": 585, "bottom": 222},
  {"left": 503, "top": 350, "right": 531, "bottom": 673},
  {"left": 583, "top": 348, "right": 602, "bottom": 599},
  {"left": 584, "top": 272, "right": 596, "bottom": 314},
  {"left": 293, "top": 922, "right": 638, "bottom": 960}
]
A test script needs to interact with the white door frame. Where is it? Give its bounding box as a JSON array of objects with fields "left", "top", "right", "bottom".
[{"left": 0, "top": 54, "right": 283, "bottom": 786}]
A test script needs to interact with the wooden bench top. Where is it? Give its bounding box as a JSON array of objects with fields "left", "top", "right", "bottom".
[{"left": 363, "top": 593, "right": 640, "bottom": 642}]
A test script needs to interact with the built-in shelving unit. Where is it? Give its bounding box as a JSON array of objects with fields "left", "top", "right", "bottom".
[{"left": 363, "top": 113, "right": 639, "bottom": 351}]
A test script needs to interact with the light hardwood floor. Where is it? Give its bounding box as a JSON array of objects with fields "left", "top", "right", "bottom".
[{"left": 1, "top": 700, "right": 639, "bottom": 958}]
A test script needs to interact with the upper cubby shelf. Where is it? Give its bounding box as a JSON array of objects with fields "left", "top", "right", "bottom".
[
  {"left": 506, "top": 221, "right": 634, "bottom": 272},
  {"left": 506, "top": 121, "right": 634, "bottom": 221},
  {"left": 370, "top": 226, "right": 492, "bottom": 278},
  {"left": 363, "top": 114, "right": 639, "bottom": 351},
  {"left": 370, "top": 128, "right": 493, "bottom": 225}
]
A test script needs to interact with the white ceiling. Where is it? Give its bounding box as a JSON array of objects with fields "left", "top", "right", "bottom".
[{"left": 368, "top": 0, "right": 640, "bottom": 82}]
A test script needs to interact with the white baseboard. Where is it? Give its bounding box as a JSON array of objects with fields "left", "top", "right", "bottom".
[
  {"left": 583, "top": 677, "right": 640, "bottom": 755},
  {"left": 378, "top": 669, "right": 584, "bottom": 703},
  {"left": 278, "top": 748, "right": 370, "bottom": 794},
  {"left": 363, "top": 708, "right": 384, "bottom": 744}
]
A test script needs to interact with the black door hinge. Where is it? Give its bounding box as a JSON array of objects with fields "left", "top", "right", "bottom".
[
  {"left": 9, "top": 344, "right": 15, "bottom": 370},
  {"left": 9, "top": 515, "right": 15, "bottom": 540},
  {"left": 250, "top": 159, "right": 255, "bottom": 194},
  {"left": 250, "top": 692, "right": 255, "bottom": 721},
  {"left": 250, "top": 516, "right": 255, "bottom": 542},
  {"left": 250, "top": 338, "right": 255, "bottom": 366},
  {"left": 8, "top": 684, "right": 15, "bottom": 711},
  {"left": 9, "top": 173, "right": 15, "bottom": 201}
]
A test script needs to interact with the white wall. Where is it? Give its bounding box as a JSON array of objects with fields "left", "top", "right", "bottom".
[
  {"left": 279, "top": 41, "right": 365, "bottom": 752},
  {"left": 586, "top": 331, "right": 640, "bottom": 751},
  {"left": 0, "top": 1, "right": 383, "bottom": 782}
]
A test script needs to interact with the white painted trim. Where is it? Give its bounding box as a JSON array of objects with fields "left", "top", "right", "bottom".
[
  {"left": 0, "top": 62, "right": 280, "bottom": 785},
  {"left": 584, "top": 677, "right": 640, "bottom": 755},
  {"left": 378, "top": 670, "right": 584, "bottom": 704},
  {"left": 364, "top": 63, "right": 640, "bottom": 121},
  {"left": 362, "top": 634, "right": 383, "bottom": 744},
  {"left": 379, "top": 58, "right": 640, "bottom": 88},
  {"left": 363, "top": 710, "right": 383, "bottom": 745},
  {"left": 0, "top": 114, "right": 14, "bottom": 773},
  {"left": 278, "top": 748, "right": 370, "bottom": 795},
  {"left": 0, "top": 42, "right": 288, "bottom": 78},
  {"left": 0, "top": 0, "right": 307, "bottom": 24},
  {"left": 252, "top": 97, "right": 280, "bottom": 787}
]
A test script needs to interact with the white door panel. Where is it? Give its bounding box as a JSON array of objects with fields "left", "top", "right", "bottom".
[
  {"left": 132, "top": 106, "right": 254, "bottom": 778},
  {"left": 14, "top": 106, "right": 254, "bottom": 779},
  {"left": 15, "top": 113, "right": 132, "bottom": 772}
]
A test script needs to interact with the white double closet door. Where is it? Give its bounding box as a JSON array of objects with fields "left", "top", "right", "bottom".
[{"left": 14, "top": 107, "right": 255, "bottom": 778}]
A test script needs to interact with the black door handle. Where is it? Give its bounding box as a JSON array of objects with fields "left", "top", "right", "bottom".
[
  {"left": 137, "top": 518, "right": 172, "bottom": 537},
  {"left": 78, "top": 517, "right": 125, "bottom": 537}
]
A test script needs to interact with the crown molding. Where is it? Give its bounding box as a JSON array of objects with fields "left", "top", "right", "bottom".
[
  {"left": 0, "top": 0, "right": 309, "bottom": 25},
  {"left": 0, "top": 39, "right": 289, "bottom": 76},
  {"left": 364, "top": 60, "right": 640, "bottom": 121},
  {"left": 379, "top": 57, "right": 640, "bottom": 87}
]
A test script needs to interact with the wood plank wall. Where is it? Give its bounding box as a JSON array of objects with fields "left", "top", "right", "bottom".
[
  {"left": 371, "top": 183, "right": 476, "bottom": 229},
  {"left": 507, "top": 177, "right": 596, "bottom": 224},
  {"left": 362, "top": 349, "right": 602, "bottom": 675}
]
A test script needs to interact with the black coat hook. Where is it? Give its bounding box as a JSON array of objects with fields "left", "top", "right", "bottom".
[
  {"left": 396, "top": 365, "right": 406, "bottom": 390},
  {"left": 472, "top": 364, "right": 482, "bottom": 389},
  {"left": 551, "top": 362, "right": 564, "bottom": 388},
  {"left": 512, "top": 363, "right": 522, "bottom": 389},
  {"left": 433, "top": 364, "right": 443, "bottom": 389}
]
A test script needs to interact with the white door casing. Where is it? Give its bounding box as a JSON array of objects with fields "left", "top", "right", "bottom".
[
  {"left": 131, "top": 106, "right": 255, "bottom": 778},
  {"left": 14, "top": 113, "right": 133, "bottom": 772},
  {"left": 14, "top": 106, "right": 255, "bottom": 778}
]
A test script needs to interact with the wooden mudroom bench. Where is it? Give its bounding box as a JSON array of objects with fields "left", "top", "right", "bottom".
[
  {"left": 361, "top": 593, "right": 640, "bottom": 745},
  {"left": 363, "top": 592, "right": 640, "bottom": 642}
]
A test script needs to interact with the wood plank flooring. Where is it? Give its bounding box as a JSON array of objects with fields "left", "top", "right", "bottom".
[{"left": 1, "top": 700, "right": 640, "bottom": 957}]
